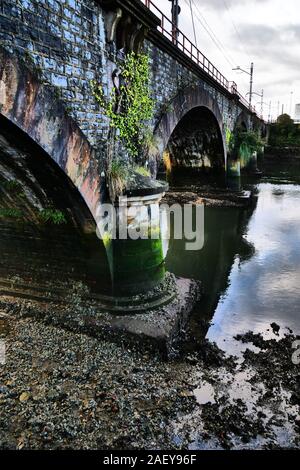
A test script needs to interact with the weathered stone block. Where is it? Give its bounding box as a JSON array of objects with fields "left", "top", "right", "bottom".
[{"left": 52, "top": 73, "right": 68, "bottom": 88}]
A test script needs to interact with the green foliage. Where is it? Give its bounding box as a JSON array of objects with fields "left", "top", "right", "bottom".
[
  {"left": 269, "top": 114, "right": 300, "bottom": 147},
  {"left": 110, "top": 160, "right": 128, "bottom": 181},
  {"left": 92, "top": 52, "right": 154, "bottom": 159},
  {"left": 2, "top": 180, "right": 22, "bottom": 192},
  {"left": 141, "top": 128, "right": 159, "bottom": 162},
  {"left": 134, "top": 165, "right": 151, "bottom": 177},
  {"left": 0, "top": 208, "right": 23, "bottom": 219},
  {"left": 108, "top": 160, "right": 129, "bottom": 202},
  {"left": 276, "top": 113, "right": 293, "bottom": 126},
  {"left": 237, "top": 130, "right": 263, "bottom": 151},
  {"left": 231, "top": 129, "right": 263, "bottom": 157},
  {"left": 39, "top": 208, "right": 67, "bottom": 225}
]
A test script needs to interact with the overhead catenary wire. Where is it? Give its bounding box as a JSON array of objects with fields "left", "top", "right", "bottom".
[
  {"left": 188, "top": 0, "right": 198, "bottom": 48},
  {"left": 183, "top": 0, "right": 235, "bottom": 69},
  {"left": 190, "top": 0, "right": 250, "bottom": 90},
  {"left": 222, "top": 0, "right": 253, "bottom": 61},
  {"left": 191, "top": 0, "right": 236, "bottom": 67},
  {"left": 166, "top": 0, "right": 252, "bottom": 95}
]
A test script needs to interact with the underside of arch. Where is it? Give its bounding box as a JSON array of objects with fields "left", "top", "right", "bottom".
[
  {"left": 165, "top": 106, "right": 226, "bottom": 174},
  {"left": 153, "top": 84, "right": 226, "bottom": 176},
  {"left": 0, "top": 46, "right": 101, "bottom": 222},
  {"left": 0, "top": 116, "right": 112, "bottom": 294},
  {"left": 235, "top": 111, "right": 250, "bottom": 132}
]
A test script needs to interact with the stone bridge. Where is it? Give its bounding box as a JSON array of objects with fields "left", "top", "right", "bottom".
[
  {"left": 0, "top": 0, "right": 264, "bottom": 222},
  {"left": 0, "top": 0, "right": 268, "bottom": 309}
]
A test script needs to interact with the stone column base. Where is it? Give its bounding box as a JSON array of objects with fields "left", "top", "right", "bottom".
[{"left": 0, "top": 272, "right": 202, "bottom": 357}]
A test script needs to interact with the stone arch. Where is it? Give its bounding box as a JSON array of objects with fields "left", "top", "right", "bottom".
[
  {"left": 232, "top": 111, "right": 258, "bottom": 172},
  {"left": 0, "top": 46, "right": 101, "bottom": 223},
  {"left": 252, "top": 115, "right": 264, "bottom": 135},
  {"left": 153, "top": 84, "right": 226, "bottom": 175},
  {"left": 234, "top": 110, "right": 250, "bottom": 132}
]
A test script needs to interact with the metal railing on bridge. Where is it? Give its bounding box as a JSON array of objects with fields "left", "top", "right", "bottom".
[{"left": 143, "top": 0, "right": 255, "bottom": 113}]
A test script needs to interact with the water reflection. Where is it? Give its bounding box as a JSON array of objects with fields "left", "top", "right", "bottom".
[
  {"left": 166, "top": 159, "right": 300, "bottom": 353},
  {"left": 207, "top": 181, "right": 300, "bottom": 353},
  {"left": 165, "top": 203, "right": 256, "bottom": 336},
  {"left": 2, "top": 137, "right": 300, "bottom": 348}
]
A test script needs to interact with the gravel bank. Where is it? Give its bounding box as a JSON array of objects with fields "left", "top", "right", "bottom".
[{"left": 0, "top": 312, "right": 299, "bottom": 450}]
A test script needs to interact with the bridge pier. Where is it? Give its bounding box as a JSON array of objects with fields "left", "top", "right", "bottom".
[
  {"left": 0, "top": 0, "right": 264, "bottom": 351},
  {"left": 98, "top": 177, "right": 168, "bottom": 297},
  {"left": 226, "top": 158, "right": 241, "bottom": 191},
  {"left": 249, "top": 150, "right": 260, "bottom": 174},
  {"left": 242, "top": 150, "right": 263, "bottom": 175}
]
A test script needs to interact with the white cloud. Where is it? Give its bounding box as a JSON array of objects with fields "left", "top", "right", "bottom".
[{"left": 150, "top": 0, "right": 300, "bottom": 120}]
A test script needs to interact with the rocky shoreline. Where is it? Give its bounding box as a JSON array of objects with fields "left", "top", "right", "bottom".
[
  {"left": 162, "top": 186, "right": 254, "bottom": 208},
  {"left": 0, "top": 305, "right": 299, "bottom": 450}
]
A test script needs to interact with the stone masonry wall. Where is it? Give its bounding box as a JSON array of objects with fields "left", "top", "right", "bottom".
[
  {"left": 0, "top": 0, "right": 113, "bottom": 148},
  {"left": 145, "top": 40, "right": 246, "bottom": 139},
  {"left": 0, "top": 0, "right": 251, "bottom": 159}
]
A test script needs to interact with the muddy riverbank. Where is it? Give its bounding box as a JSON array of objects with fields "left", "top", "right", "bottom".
[
  {"left": 0, "top": 308, "right": 299, "bottom": 450},
  {"left": 162, "top": 186, "right": 254, "bottom": 208},
  {"left": 1, "top": 159, "right": 300, "bottom": 450}
]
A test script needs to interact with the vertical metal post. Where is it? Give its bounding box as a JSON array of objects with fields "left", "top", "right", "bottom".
[
  {"left": 289, "top": 91, "right": 293, "bottom": 116},
  {"left": 249, "top": 62, "right": 254, "bottom": 107},
  {"left": 260, "top": 89, "right": 264, "bottom": 116},
  {"left": 171, "top": 0, "right": 179, "bottom": 44},
  {"left": 174, "top": 0, "right": 179, "bottom": 28}
]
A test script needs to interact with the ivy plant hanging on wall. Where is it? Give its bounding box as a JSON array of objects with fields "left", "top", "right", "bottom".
[{"left": 92, "top": 52, "right": 154, "bottom": 201}]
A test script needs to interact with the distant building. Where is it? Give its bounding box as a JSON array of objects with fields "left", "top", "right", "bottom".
[{"left": 295, "top": 103, "right": 300, "bottom": 124}]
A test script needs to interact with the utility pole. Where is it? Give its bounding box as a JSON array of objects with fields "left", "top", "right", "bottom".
[
  {"left": 268, "top": 100, "right": 272, "bottom": 123},
  {"left": 289, "top": 91, "right": 293, "bottom": 117},
  {"left": 249, "top": 62, "right": 254, "bottom": 107},
  {"left": 260, "top": 89, "right": 264, "bottom": 116},
  {"left": 232, "top": 62, "right": 254, "bottom": 110},
  {"left": 169, "top": 0, "right": 181, "bottom": 44}
]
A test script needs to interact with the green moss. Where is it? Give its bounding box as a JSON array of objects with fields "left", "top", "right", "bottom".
[
  {"left": 231, "top": 130, "right": 263, "bottom": 158},
  {"left": 1, "top": 180, "right": 25, "bottom": 199},
  {"left": 39, "top": 208, "right": 67, "bottom": 225},
  {"left": 134, "top": 165, "right": 151, "bottom": 177},
  {"left": 102, "top": 232, "right": 112, "bottom": 249},
  {"left": 0, "top": 208, "right": 23, "bottom": 219}
]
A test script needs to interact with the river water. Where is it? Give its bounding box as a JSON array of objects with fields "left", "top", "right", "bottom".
[
  {"left": 1, "top": 157, "right": 300, "bottom": 449},
  {"left": 1, "top": 158, "right": 300, "bottom": 348},
  {"left": 166, "top": 159, "right": 300, "bottom": 352}
]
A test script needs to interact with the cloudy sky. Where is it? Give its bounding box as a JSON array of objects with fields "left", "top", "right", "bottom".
[{"left": 149, "top": 0, "right": 300, "bottom": 121}]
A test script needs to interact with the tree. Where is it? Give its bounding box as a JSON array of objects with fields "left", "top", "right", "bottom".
[
  {"left": 276, "top": 113, "right": 294, "bottom": 126},
  {"left": 269, "top": 113, "right": 300, "bottom": 147}
]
